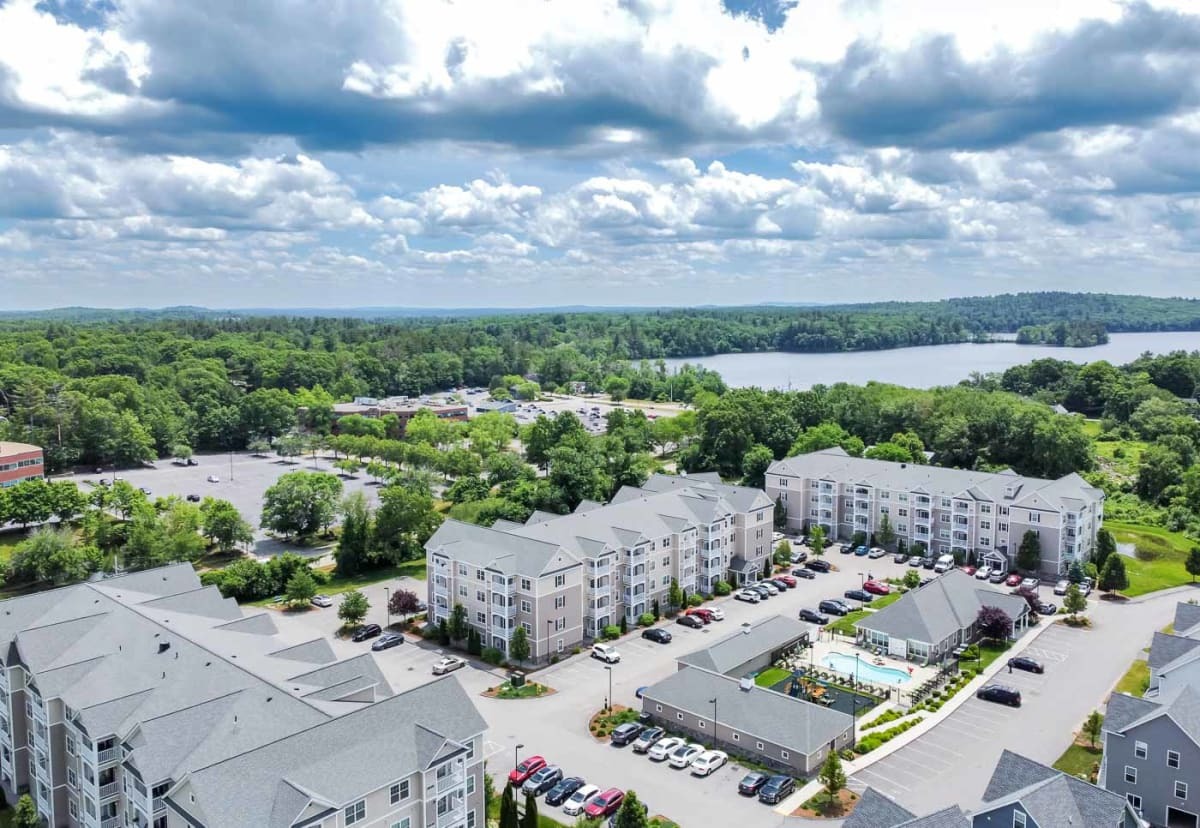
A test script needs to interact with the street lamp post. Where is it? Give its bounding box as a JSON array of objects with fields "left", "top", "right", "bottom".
[
  {"left": 858, "top": 571, "right": 867, "bottom": 608},
  {"left": 852, "top": 652, "right": 861, "bottom": 744},
  {"left": 604, "top": 665, "right": 613, "bottom": 712},
  {"left": 513, "top": 743, "right": 524, "bottom": 775},
  {"left": 385, "top": 586, "right": 391, "bottom": 628},
  {"left": 708, "top": 697, "right": 717, "bottom": 748},
  {"left": 546, "top": 619, "right": 553, "bottom": 665}
]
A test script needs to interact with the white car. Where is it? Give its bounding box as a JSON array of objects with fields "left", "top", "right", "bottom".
[
  {"left": 562, "top": 784, "right": 601, "bottom": 816},
  {"left": 591, "top": 643, "right": 620, "bottom": 663},
  {"left": 647, "top": 737, "right": 684, "bottom": 762},
  {"left": 868, "top": 546, "right": 887, "bottom": 559},
  {"left": 708, "top": 607, "right": 725, "bottom": 621},
  {"left": 668, "top": 742, "right": 705, "bottom": 769},
  {"left": 310, "top": 594, "right": 333, "bottom": 608},
  {"left": 759, "top": 582, "right": 779, "bottom": 595},
  {"left": 206, "top": 474, "right": 220, "bottom": 483},
  {"left": 975, "top": 566, "right": 992, "bottom": 580},
  {"left": 1053, "top": 579, "right": 1070, "bottom": 595},
  {"left": 734, "top": 590, "right": 760, "bottom": 604},
  {"left": 690, "top": 750, "right": 728, "bottom": 777},
  {"left": 432, "top": 656, "right": 466, "bottom": 675}
]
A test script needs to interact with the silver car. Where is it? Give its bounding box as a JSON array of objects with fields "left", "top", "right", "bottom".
[{"left": 432, "top": 656, "right": 466, "bottom": 675}]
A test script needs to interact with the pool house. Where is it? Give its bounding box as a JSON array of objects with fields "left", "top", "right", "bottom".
[{"left": 853, "top": 570, "right": 1031, "bottom": 665}]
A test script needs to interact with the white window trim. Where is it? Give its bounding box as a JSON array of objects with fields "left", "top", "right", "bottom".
[
  {"left": 1124, "top": 765, "right": 1137, "bottom": 784},
  {"left": 1177, "top": 781, "right": 1189, "bottom": 800},
  {"left": 1135, "top": 741, "right": 1148, "bottom": 759}
]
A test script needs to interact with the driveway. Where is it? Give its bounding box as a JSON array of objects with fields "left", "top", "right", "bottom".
[{"left": 847, "top": 590, "right": 1186, "bottom": 814}]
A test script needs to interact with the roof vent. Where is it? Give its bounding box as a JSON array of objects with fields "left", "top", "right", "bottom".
[
  {"left": 739, "top": 677, "right": 753, "bottom": 692},
  {"left": 158, "top": 642, "right": 170, "bottom": 654}
]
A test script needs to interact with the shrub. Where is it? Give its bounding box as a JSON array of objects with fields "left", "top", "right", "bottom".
[
  {"left": 687, "top": 594, "right": 704, "bottom": 608},
  {"left": 550, "top": 655, "right": 559, "bottom": 665},
  {"left": 619, "top": 616, "right": 628, "bottom": 634},
  {"left": 572, "top": 646, "right": 582, "bottom": 655},
  {"left": 638, "top": 613, "right": 655, "bottom": 627},
  {"left": 602, "top": 625, "right": 621, "bottom": 640},
  {"left": 481, "top": 647, "right": 504, "bottom": 666},
  {"left": 713, "top": 580, "right": 732, "bottom": 596}
]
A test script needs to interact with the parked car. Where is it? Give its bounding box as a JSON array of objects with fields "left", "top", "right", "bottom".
[
  {"left": 708, "top": 607, "right": 725, "bottom": 621},
  {"left": 770, "top": 578, "right": 791, "bottom": 591},
  {"left": 642, "top": 628, "right": 672, "bottom": 644},
  {"left": 893, "top": 551, "right": 910, "bottom": 564},
  {"left": 977, "top": 684, "right": 1022, "bottom": 707},
  {"left": 1035, "top": 601, "right": 1057, "bottom": 616},
  {"left": 818, "top": 599, "right": 850, "bottom": 616},
  {"left": 907, "top": 555, "right": 923, "bottom": 566},
  {"left": 1053, "top": 579, "right": 1070, "bottom": 595},
  {"left": 838, "top": 543, "right": 853, "bottom": 555},
  {"left": 747, "top": 585, "right": 771, "bottom": 600},
  {"left": 668, "top": 743, "right": 705, "bottom": 769},
  {"left": 351, "top": 623, "right": 382, "bottom": 642},
  {"left": 185, "top": 457, "right": 199, "bottom": 466},
  {"left": 647, "top": 737, "right": 684, "bottom": 761},
  {"left": 1008, "top": 656, "right": 1045, "bottom": 674},
  {"left": 922, "top": 556, "right": 937, "bottom": 569},
  {"left": 790, "top": 550, "right": 808, "bottom": 564},
  {"left": 185, "top": 493, "right": 201, "bottom": 502},
  {"left": 98, "top": 478, "right": 110, "bottom": 486},
  {"left": 738, "top": 772, "right": 770, "bottom": 796},
  {"left": 371, "top": 632, "right": 404, "bottom": 651},
  {"left": 1021, "top": 577, "right": 1040, "bottom": 590},
  {"left": 1079, "top": 578, "right": 1094, "bottom": 597},
  {"left": 961, "top": 565, "right": 977, "bottom": 577},
  {"left": 591, "top": 643, "right": 620, "bottom": 663},
  {"left": 677, "top": 614, "right": 704, "bottom": 629},
  {"left": 792, "top": 567, "right": 816, "bottom": 579},
  {"left": 758, "top": 582, "right": 780, "bottom": 596},
  {"left": 522, "top": 765, "right": 563, "bottom": 796},
  {"left": 1005, "top": 573, "right": 1024, "bottom": 587},
  {"left": 854, "top": 545, "right": 869, "bottom": 556},
  {"left": 989, "top": 569, "right": 1008, "bottom": 584},
  {"left": 631, "top": 727, "right": 665, "bottom": 753},
  {"left": 844, "top": 588, "right": 872, "bottom": 603},
  {"left": 139, "top": 486, "right": 152, "bottom": 495},
  {"left": 868, "top": 546, "right": 887, "bottom": 559},
  {"left": 545, "top": 777, "right": 586, "bottom": 807},
  {"left": 206, "top": 474, "right": 220, "bottom": 483},
  {"left": 862, "top": 580, "right": 890, "bottom": 596},
  {"left": 563, "top": 784, "right": 601, "bottom": 816},
  {"left": 584, "top": 789, "right": 625, "bottom": 819},
  {"left": 975, "top": 566, "right": 992, "bottom": 580},
  {"left": 734, "top": 589, "right": 761, "bottom": 604},
  {"left": 799, "top": 608, "right": 830, "bottom": 625},
  {"left": 758, "top": 775, "right": 795, "bottom": 804},
  {"left": 806, "top": 559, "right": 832, "bottom": 573},
  {"left": 310, "top": 594, "right": 333, "bottom": 608},
  {"left": 432, "top": 656, "right": 467, "bottom": 675},
  {"left": 777, "top": 575, "right": 797, "bottom": 588},
  {"left": 687, "top": 608, "right": 714, "bottom": 622},
  {"left": 690, "top": 750, "right": 728, "bottom": 777},
  {"left": 509, "top": 755, "right": 547, "bottom": 785},
  {"left": 610, "top": 722, "right": 645, "bottom": 746}
]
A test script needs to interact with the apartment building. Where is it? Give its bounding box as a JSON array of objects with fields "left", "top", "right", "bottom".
[
  {"left": 767, "top": 448, "right": 1104, "bottom": 576},
  {"left": 0, "top": 441, "right": 44, "bottom": 488},
  {"left": 0, "top": 564, "right": 487, "bottom": 828},
  {"left": 424, "top": 474, "right": 774, "bottom": 660}
]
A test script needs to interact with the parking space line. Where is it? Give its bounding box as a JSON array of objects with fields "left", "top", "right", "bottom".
[{"left": 901, "top": 740, "right": 961, "bottom": 764}]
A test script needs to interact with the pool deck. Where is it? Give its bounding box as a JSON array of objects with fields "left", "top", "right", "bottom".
[{"left": 776, "top": 632, "right": 942, "bottom": 705}]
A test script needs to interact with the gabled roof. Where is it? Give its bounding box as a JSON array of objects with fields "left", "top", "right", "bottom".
[
  {"left": 855, "top": 571, "right": 1029, "bottom": 645},
  {"left": 1106, "top": 683, "right": 1200, "bottom": 746},
  {"left": 842, "top": 788, "right": 915, "bottom": 828},
  {"left": 425, "top": 518, "right": 577, "bottom": 578},
  {"left": 1148, "top": 632, "right": 1200, "bottom": 672},
  {"left": 676, "top": 615, "right": 812, "bottom": 675},
  {"left": 895, "top": 807, "right": 970, "bottom": 828},
  {"left": 979, "top": 750, "right": 1132, "bottom": 826},
  {"left": 1175, "top": 602, "right": 1200, "bottom": 638}
]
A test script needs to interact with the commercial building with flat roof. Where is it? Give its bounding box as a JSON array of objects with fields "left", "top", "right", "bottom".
[{"left": 0, "top": 441, "right": 44, "bottom": 488}]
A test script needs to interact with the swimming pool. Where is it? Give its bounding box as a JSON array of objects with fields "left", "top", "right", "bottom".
[{"left": 821, "top": 652, "right": 911, "bottom": 685}]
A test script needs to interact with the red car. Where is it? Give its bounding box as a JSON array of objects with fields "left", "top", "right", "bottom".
[
  {"left": 686, "top": 608, "right": 713, "bottom": 623},
  {"left": 1005, "top": 573, "right": 1023, "bottom": 588},
  {"left": 509, "top": 756, "right": 546, "bottom": 785},
  {"left": 961, "top": 566, "right": 977, "bottom": 576},
  {"left": 777, "top": 574, "right": 797, "bottom": 587},
  {"left": 863, "top": 580, "right": 890, "bottom": 596},
  {"left": 584, "top": 788, "right": 625, "bottom": 819}
]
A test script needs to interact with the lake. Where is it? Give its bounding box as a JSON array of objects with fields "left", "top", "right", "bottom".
[{"left": 661, "top": 331, "right": 1200, "bottom": 390}]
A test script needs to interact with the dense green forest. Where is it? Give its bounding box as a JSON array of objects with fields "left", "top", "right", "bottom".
[{"left": 1015, "top": 320, "right": 1108, "bottom": 347}]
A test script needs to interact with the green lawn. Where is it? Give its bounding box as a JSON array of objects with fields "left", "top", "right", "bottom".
[
  {"left": 1115, "top": 658, "right": 1150, "bottom": 697},
  {"left": 1106, "top": 521, "right": 1197, "bottom": 597},
  {"left": 1053, "top": 743, "right": 1102, "bottom": 778},
  {"left": 826, "top": 591, "right": 905, "bottom": 635},
  {"left": 320, "top": 559, "right": 427, "bottom": 592},
  {"left": 754, "top": 667, "right": 790, "bottom": 688},
  {"left": 0, "top": 531, "right": 25, "bottom": 563}
]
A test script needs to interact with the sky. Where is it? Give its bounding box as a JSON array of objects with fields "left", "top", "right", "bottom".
[{"left": 2, "top": 0, "right": 1200, "bottom": 309}]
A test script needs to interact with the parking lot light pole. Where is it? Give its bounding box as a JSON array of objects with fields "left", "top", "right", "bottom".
[
  {"left": 708, "top": 697, "right": 717, "bottom": 748},
  {"left": 514, "top": 743, "right": 524, "bottom": 774},
  {"left": 385, "top": 587, "right": 391, "bottom": 628},
  {"left": 604, "top": 665, "right": 613, "bottom": 712}
]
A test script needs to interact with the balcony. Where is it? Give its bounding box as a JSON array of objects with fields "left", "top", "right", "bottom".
[
  {"left": 100, "top": 817, "right": 122, "bottom": 828},
  {"left": 437, "top": 806, "right": 466, "bottom": 828},
  {"left": 622, "top": 589, "right": 647, "bottom": 606},
  {"left": 627, "top": 547, "right": 647, "bottom": 562},
  {"left": 854, "top": 501, "right": 869, "bottom": 511},
  {"left": 153, "top": 797, "right": 166, "bottom": 815},
  {"left": 589, "top": 560, "right": 612, "bottom": 576},
  {"left": 98, "top": 781, "right": 120, "bottom": 801},
  {"left": 819, "top": 495, "right": 833, "bottom": 505},
  {"left": 97, "top": 747, "right": 119, "bottom": 765},
  {"left": 954, "top": 502, "right": 970, "bottom": 513},
  {"left": 492, "top": 601, "right": 517, "bottom": 619},
  {"left": 437, "top": 768, "right": 466, "bottom": 793}
]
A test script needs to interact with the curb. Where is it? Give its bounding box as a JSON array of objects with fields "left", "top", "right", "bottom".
[{"left": 776, "top": 617, "right": 1061, "bottom": 815}]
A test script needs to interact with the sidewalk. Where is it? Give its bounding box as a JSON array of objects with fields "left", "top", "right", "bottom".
[{"left": 777, "top": 616, "right": 1060, "bottom": 814}]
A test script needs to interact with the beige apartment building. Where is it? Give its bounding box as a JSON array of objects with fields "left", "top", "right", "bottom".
[
  {"left": 0, "top": 564, "right": 487, "bottom": 828},
  {"left": 425, "top": 474, "right": 774, "bottom": 661},
  {"left": 766, "top": 448, "right": 1104, "bottom": 576}
]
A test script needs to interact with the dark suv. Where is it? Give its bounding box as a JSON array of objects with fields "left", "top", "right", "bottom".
[
  {"left": 818, "top": 599, "right": 850, "bottom": 616},
  {"left": 738, "top": 772, "right": 769, "bottom": 796},
  {"left": 758, "top": 775, "right": 795, "bottom": 804},
  {"left": 798, "top": 608, "right": 830, "bottom": 625},
  {"left": 977, "top": 684, "right": 1022, "bottom": 707},
  {"left": 351, "top": 623, "right": 382, "bottom": 642},
  {"left": 610, "top": 722, "right": 645, "bottom": 747},
  {"left": 805, "top": 559, "right": 832, "bottom": 573}
]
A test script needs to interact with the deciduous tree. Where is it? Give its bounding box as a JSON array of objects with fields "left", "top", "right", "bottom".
[
  {"left": 976, "top": 605, "right": 1012, "bottom": 642},
  {"left": 338, "top": 590, "right": 370, "bottom": 626}
]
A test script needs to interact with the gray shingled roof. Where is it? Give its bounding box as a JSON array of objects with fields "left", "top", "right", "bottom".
[
  {"left": 173, "top": 677, "right": 486, "bottom": 828},
  {"left": 1148, "top": 632, "right": 1200, "bottom": 671},
  {"left": 641, "top": 473, "right": 774, "bottom": 513},
  {"left": 855, "top": 570, "right": 1029, "bottom": 645},
  {"left": 1175, "top": 602, "right": 1200, "bottom": 637},
  {"left": 1109, "top": 683, "right": 1200, "bottom": 746},
  {"left": 676, "top": 615, "right": 812, "bottom": 675},
  {"left": 842, "top": 788, "right": 915, "bottom": 828},
  {"left": 769, "top": 448, "right": 1103, "bottom": 512},
  {"left": 1104, "top": 692, "right": 1162, "bottom": 735},
  {"left": 641, "top": 665, "right": 851, "bottom": 756},
  {"left": 980, "top": 750, "right": 1131, "bottom": 826},
  {"left": 896, "top": 806, "right": 970, "bottom": 827},
  {"left": 425, "top": 518, "right": 576, "bottom": 578}
]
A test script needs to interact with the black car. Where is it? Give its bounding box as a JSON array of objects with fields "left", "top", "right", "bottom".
[
  {"left": 185, "top": 493, "right": 201, "bottom": 502},
  {"left": 893, "top": 551, "right": 909, "bottom": 564},
  {"left": 844, "top": 588, "right": 872, "bottom": 603},
  {"left": 798, "top": 608, "right": 830, "bottom": 625},
  {"left": 545, "top": 777, "right": 586, "bottom": 806},
  {"left": 1008, "top": 656, "right": 1045, "bottom": 674},
  {"left": 758, "top": 775, "right": 795, "bottom": 804},
  {"left": 921, "top": 556, "right": 937, "bottom": 569},
  {"left": 351, "top": 623, "right": 383, "bottom": 642},
  {"left": 747, "top": 585, "right": 771, "bottom": 600},
  {"left": 676, "top": 614, "right": 704, "bottom": 629},
  {"left": 371, "top": 632, "right": 404, "bottom": 651},
  {"left": 1036, "top": 601, "right": 1057, "bottom": 616},
  {"left": 805, "top": 559, "right": 832, "bottom": 573},
  {"left": 770, "top": 578, "right": 790, "bottom": 591},
  {"left": 610, "top": 722, "right": 645, "bottom": 746},
  {"left": 818, "top": 599, "right": 850, "bottom": 616},
  {"left": 642, "top": 628, "right": 673, "bottom": 644},
  {"left": 838, "top": 543, "right": 853, "bottom": 555},
  {"left": 185, "top": 458, "right": 199, "bottom": 466},
  {"left": 738, "top": 772, "right": 769, "bottom": 796},
  {"left": 977, "top": 684, "right": 1022, "bottom": 707},
  {"left": 792, "top": 567, "right": 816, "bottom": 579}
]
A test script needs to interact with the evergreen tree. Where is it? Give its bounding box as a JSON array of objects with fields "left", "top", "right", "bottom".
[
  {"left": 1067, "top": 560, "right": 1085, "bottom": 583},
  {"left": 1188, "top": 546, "right": 1200, "bottom": 583},
  {"left": 668, "top": 578, "right": 683, "bottom": 609},
  {"left": 876, "top": 513, "right": 895, "bottom": 549},
  {"left": 773, "top": 496, "right": 787, "bottom": 529},
  {"left": 652, "top": 599, "right": 661, "bottom": 620},
  {"left": 510, "top": 626, "right": 530, "bottom": 665},
  {"left": 1094, "top": 528, "right": 1117, "bottom": 571},
  {"left": 1099, "top": 554, "right": 1129, "bottom": 593},
  {"left": 819, "top": 751, "right": 846, "bottom": 800},
  {"left": 499, "top": 783, "right": 517, "bottom": 828},
  {"left": 1064, "top": 583, "right": 1087, "bottom": 617},
  {"left": 335, "top": 491, "right": 371, "bottom": 575},
  {"left": 1017, "top": 530, "right": 1041, "bottom": 572},
  {"left": 521, "top": 792, "right": 539, "bottom": 828},
  {"left": 613, "top": 790, "right": 649, "bottom": 828},
  {"left": 467, "top": 627, "right": 482, "bottom": 656},
  {"left": 12, "top": 794, "right": 39, "bottom": 828},
  {"left": 449, "top": 602, "right": 469, "bottom": 643},
  {"left": 1083, "top": 710, "right": 1104, "bottom": 748},
  {"left": 809, "top": 525, "right": 826, "bottom": 557}
]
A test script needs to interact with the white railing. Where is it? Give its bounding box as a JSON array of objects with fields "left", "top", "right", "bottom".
[
  {"left": 437, "top": 770, "right": 465, "bottom": 793},
  {"left": 100, "top": 817, "right": 122, "bottom": 828},
  {"left": 98, "top": 781, "right": 120, "bottom": 800},
  {"left": 97, "top": 747, "right": 119, "bottom": 764},
  {"left": 437, "top": 806, "right": 466, "bottom": 828},
  {"left": 153, "top": 797, "right": 166, "bottom": 814}
]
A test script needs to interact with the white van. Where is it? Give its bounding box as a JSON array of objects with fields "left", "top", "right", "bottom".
[
  {"left": 933, "top": 554, "right": 955, "bottom": 573},
  {"left": 591, "top": 643, "right": 620, "bottom": 663}
]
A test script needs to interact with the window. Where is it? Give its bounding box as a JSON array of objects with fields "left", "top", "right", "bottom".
[
  {"left": 898, "top": 508, "right": 908, "bottom": 517},
  {"left": 467, "top": 814, "right": 476, "bottom": 828},
  {"left": 1177, "top": 781, "right": 1189, "bottom": 800},
  {"left": 521, "top": 600, "right": 532, "bottom": 613},
  {"left": 1013, "top": 812, "right": 1026, "bottom": 828},
  {"left": 1125, "top": 766, "right": 1137, "bottom": 784},
  {"left": 554, "top": 596, "right": 566, "bottom": 609},
  {"left": 458, "top": 564, "right": 467, "bottom": 576},
  {"left": 1135, "top": 742, "right": 1147, "bottom": 759},
  {"left": 345, "top": 800, "right": 366, "bottom": 825},
  {"left": 458, "top": 585, "right": 468, "bottom": 598},
  {"left": 1169, "top": 750, "right": 1181, "bottom": 769},
  {"left": 980, "top": 520, "right": 991, "bottom": 530},
  {"left": 476, "top": 612, "right": 486, "bottom": 624},
  {"left": 392, "top": 820, "right": 412, "bottom": 828},
  {"left": 755, "top": 741, "right": 764, "bottom": 751},
  {"left": 390, "top": 780, "right": 409, "bottom": 804},
  {"left": 467, "top": 775, "right": 475, "bottom": 795},
  {"left": 981, "top": 504, "right": 992, "bottom": 514},
  {"left": 732, "top": 733, "right": 739, "bottom": 742},
  {"left": 781, "top": 750, "right": 789, "bottom": 760},
  {"left": 520, "top": 578, "right": 532, "bottom": 591},
  {"left": 476, "top": 569, "right": 485, "bottom": 581},
  {"left": 476, "top": 590, "right": 485, "bottom": 602},
  {"left": 522, "top": 622, "right": 532, "bottom": 634},
  {"left": 655, "top": 705, "right": 662, "bottom": 712},
  {"left": 555, "top": 574, "right": 566, "bottom": 588},
  {"left": 69, "top": 802, "right": 78, "bottom": 819},
  {"left": 662, "top": 556, "right": 671, "bottom": 567},
  {"left": 1127, "top": 793, "right": 1141, "bottom": 810},
  {"left": 881, "top": 491, "right": 890, "bottom": 500}
]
